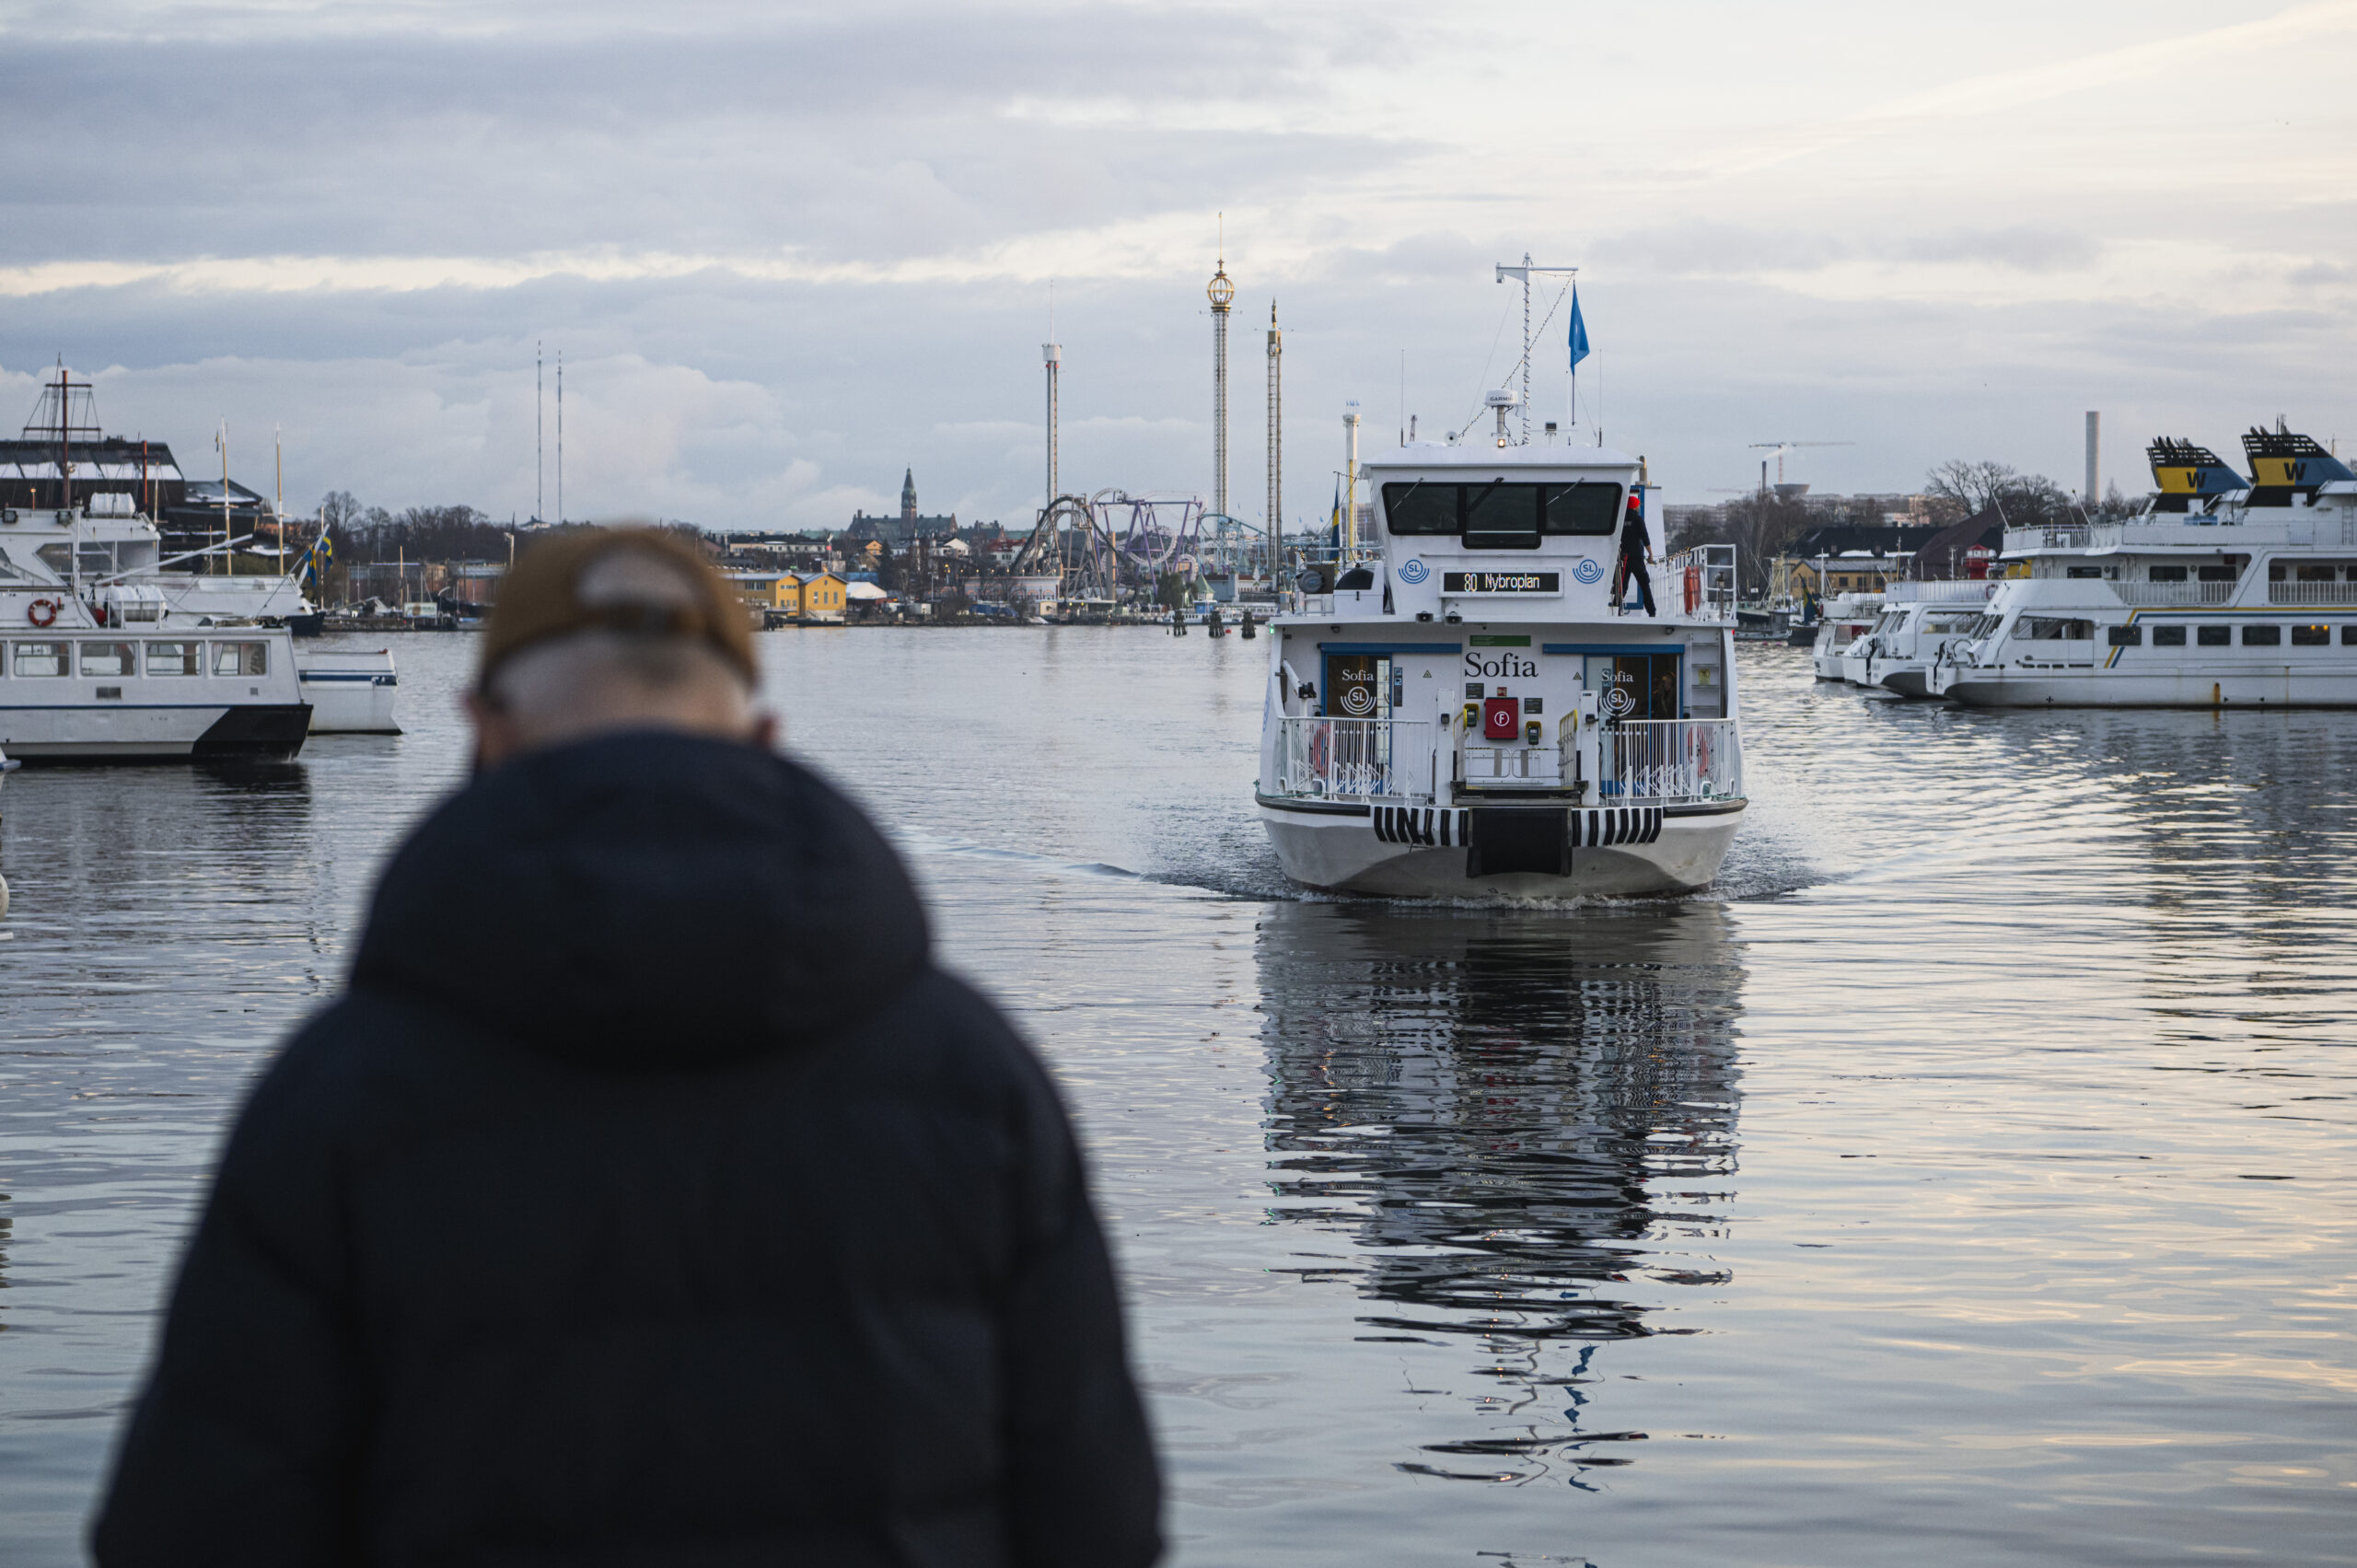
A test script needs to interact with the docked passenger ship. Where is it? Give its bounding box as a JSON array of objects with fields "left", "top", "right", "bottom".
[
  {"left": 0, "top": 501, "right": 309, "bottom": 761},
  {"left": 1256, "top": 413, "right": 1744, "bottom": 897},
  {"left": 1932, "top": 426, "right": 2357, "bottom": 707}
]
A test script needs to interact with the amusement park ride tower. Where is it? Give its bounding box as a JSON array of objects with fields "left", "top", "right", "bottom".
[{"left": 1207, "top": 231, "right": 1234, "bottom": 518}]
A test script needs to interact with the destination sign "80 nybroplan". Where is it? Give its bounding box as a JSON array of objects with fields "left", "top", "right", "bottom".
[{"left": 1441, "top": 571, "right": 1561, "bottom": 594}]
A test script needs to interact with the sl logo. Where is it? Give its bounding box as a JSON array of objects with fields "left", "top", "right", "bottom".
[
  {"left": 1396, "top": 558, "right": 1430, "bottom": 584},
  {"left": 1571, "top": 558, "right": 1604, "bottom": 584}
]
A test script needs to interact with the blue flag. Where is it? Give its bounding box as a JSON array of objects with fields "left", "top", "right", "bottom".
[{"left": 1568, "top": 285, "right": 1591, "bottom": 369}]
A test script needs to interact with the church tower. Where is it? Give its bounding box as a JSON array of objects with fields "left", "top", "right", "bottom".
[{"left": 900, "top": 469, "right": 918, "bottom": 526}]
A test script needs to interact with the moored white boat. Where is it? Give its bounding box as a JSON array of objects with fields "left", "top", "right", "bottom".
[
  {"left": 296, "top": 646, "right": 401, "bottom": 733},
  {"left": 1932, "top": 426, "right": 2357, "bottom": 708},
  {"left": 1859, "top": 580, "right": 2001, "bottom": 697},
  {"left": 1808, "top": 590, "right": 1881, "bottom": 680},
  {"left": 1, "top": 507, "right": 308, "bottom": 761},
  {"left": 1256, "top": 410, "right": 1746, "bottom": 899}
]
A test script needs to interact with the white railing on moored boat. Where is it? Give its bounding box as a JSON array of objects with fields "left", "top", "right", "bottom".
[
  {"left": 2112, "top": 581, "right": 2235, "bottom": 607},
  {"left": 2270, "top": 581, "right": 2357, "bottom": 606},
  {"left": 1597, "top": 718, "right": 1743, "bottom": 805},
  {"left": 1273, "top": 717, "right": 1437, "bottom": 803}
]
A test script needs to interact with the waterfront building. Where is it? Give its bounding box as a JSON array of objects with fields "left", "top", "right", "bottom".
[
  {"left": 799, "top": 572, "right": 847, "bottom": 624},
  {"left": 848, "top": 470, "right": 958, "bottom": 549}
]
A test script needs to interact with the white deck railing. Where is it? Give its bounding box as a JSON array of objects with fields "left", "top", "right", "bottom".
[
  {"left": 2114, "top": 581, "right": 2235, "bottom": 606},
  {"left": 2269, "top": 580, "right": 2357, "bottom": 606},
  {"left": 1597, "top": 718, "right": 1743, "bottom": 805},
  {"left": 1272, "top": 717, "right": 1436, "bottom": 803}
]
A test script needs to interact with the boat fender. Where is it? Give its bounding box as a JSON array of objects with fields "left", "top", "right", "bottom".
[{"left": 26, "top": 597, "right": 58, "bottom": 628}]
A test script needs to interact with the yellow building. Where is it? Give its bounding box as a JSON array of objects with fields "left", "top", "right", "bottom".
[
  {"left": 799, "top": 573, "right": 846, "bottom": 625},
  {"left": 726, "top": 572, "right": 803, "bottom": 623}
]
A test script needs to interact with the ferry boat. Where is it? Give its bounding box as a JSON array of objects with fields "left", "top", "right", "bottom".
[
  {"left": 1857, "top": 580, "right": 2000, "bottom": 697},
  {"left": 0, "top": 505, "right": 309, "bottom": 761},
  {"left": 1932, "top": 426, "right": 2357, "bottom": 707},
  {"left": 1255, "top": 412, "right": 1746, "bottom": 899},
  {"left": 4, "top": 496, "right": 389, "bottom": 733},
  {"left": 1807, "top": 589, "right": 1882, "bottom": 680}
]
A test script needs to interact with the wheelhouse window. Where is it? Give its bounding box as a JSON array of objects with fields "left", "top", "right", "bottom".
[
  {"left": 146, "top": 642, "right": 202, "bottom": 676},
  {"left": 1461, "top": 479, "right": 1535, "bottom": 547},
  {"left": 2291, "top": 624, "right": 2330, "bottom": 646},
  {"left": 1381, "top": 481, "right": 1457, "bottom": 536},
  {"left": 2107, "top": 625, "right": 2142, "bottom": 646},
  {"left": 2198, "top": 625, "right": 2230, "bottom": 645},
  {"left": 78, "top": 642, "right": 135, "bottom": 677},
  {"left": 2153, "top": 625, "right": 2188, "bottom": 646},
  {"left": 2147, "top": 565, "right": 2188, "bottom": 583},
  {"left": 2242, "top": 624, "right": 2282, "bottom": 646},
  {"left": 1379, "top": 481, "right": 1622, "bottom": 543},
  {"left": 211, "top": 641, "right": 269, "bottom": 677},
  {"left": 13, "top": 641, "right": 68, "bottom": 676},
  {"left": 1538, "top": 482, "right": 1621, "bottom": 535}
]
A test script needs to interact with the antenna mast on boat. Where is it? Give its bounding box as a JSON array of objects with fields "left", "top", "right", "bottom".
[{"left": 1493, "top": 254, "right": 1577, "bottom": 446}]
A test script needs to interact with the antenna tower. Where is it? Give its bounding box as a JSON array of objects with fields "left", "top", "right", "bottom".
[
  {"left": 1494, "top": 254, "right": 1577, "bottom": 445},
  {"left": 1266, "top": 300, "right": 1282, "bottom": 570},
  {"left": 1207, "top": 216, "right": 1234, "bottom": 517}
]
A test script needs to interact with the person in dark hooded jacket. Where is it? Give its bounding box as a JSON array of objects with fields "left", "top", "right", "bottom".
[{"left": 92, "top": 530, "right": 1163, "bottom": 1567}]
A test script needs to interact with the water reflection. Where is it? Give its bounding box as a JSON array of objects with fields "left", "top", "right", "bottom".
[{"left": 1256, "top": 900, "right": 1744, "bottom": 1481}]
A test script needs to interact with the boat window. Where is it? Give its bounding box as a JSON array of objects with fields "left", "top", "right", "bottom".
[
  {"left": 77, "top": 542, "right": 116, "bottom": 576},
  {"left": 2344, "top": 626, "right": 2357, "bottom": 645},
  {"left": 2243, "top": 624, "right": 2282, "bottom": 645},
  {"left": 2014, "top": 617, "right": 2093, "bottom": 640},
  {"left": 36, "top": 542, "right": 71, "bottom": 575},
  {"left": 2066, "top": 566, "right": 2105, "bottom": 578},
  {"left": 13, "top": 641, "right": 68, "bottom": 677},
  {"left": 1381, "top": 482, "right": 1458, "bottom": 536},
  {"left": 2291, "top": 624, "right": 2330, "bottom": 646},
  {"left": 2198, "top": 625, "right": 2231, "bottom": 645},
  {"left": 2107, "top": 625, "right": 2141, "bottom": 646},
  {"left": 2147, "top": 565, "right": 2188, "bottom": 583},
  {"left": 2153, "top": 625, "right": 2187, "bottom": 645},
  {"left": 1538, "top": 482, "right": 1620, "bottom": 535},
  {"left": 78, "top": 641, "right": 135, "bottom": 677},
  {"left": 1925, "top": 614, "right": 1974, "bottom": 633},
  {"left": 2197, "top": 564, "right": 2236, "bottom": 582},
  {"left": 2296, "top": 565, "right": 2338, "bottom": 582},
  {"left": 211, "top": 641, "right": 268, "bottom": 677},
  {"left": 146, "top": 641, "right": 202, "bottom": 676},
  {"left": 116, "top": 540, "right": 158, "bottom": 573},
  {"left": 1462, "top": 479, "right": 1536, "bottom": 546}
]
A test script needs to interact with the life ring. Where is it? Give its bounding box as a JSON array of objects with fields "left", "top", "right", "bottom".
[
  {"left": 1308, "top": 721, "right": 1331, "bottom": 780},
  {"left": 27, "top": 597, "right": 59, "bottom": 628}
]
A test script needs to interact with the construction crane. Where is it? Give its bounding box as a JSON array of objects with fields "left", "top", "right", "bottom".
[{"left": 1747, "top": 440, "right": 1853, "bottom": 494}]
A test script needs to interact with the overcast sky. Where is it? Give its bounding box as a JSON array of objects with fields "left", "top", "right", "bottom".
[{"left": 4, "top": 0, "right": 2352, "bottom": 527}]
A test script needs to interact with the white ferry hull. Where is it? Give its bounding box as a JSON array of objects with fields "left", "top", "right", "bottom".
[
  {"left": 1937, "top": 667, "right": 2357, "bottom": 708},
  {"left": 1262, "top": 800, "right": 1745, "bottom": 899},
  {"left": 296, "top": 652, "right": 401, "bottom": 733},
  {"left": 0, "top": 702, "right": 310, "bottom": 761}
]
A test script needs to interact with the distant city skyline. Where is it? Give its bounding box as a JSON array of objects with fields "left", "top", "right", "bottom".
[{"left": 2, "top": 1, "right": 2351, "bottom": 526}]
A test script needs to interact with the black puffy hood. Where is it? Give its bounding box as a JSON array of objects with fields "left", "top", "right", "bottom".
[{"left": 354, "top": 732, "right": 930, "bottom": 1067}]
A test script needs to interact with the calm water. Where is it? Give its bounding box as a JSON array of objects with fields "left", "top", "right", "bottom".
[{"left": 2, "top": 629, "right": 2352, "bottom": 1565}]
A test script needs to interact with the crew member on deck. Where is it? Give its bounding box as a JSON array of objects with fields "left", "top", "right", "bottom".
[{"left": 1616, "top": 488, "right": 1658, "bottom": 616}]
